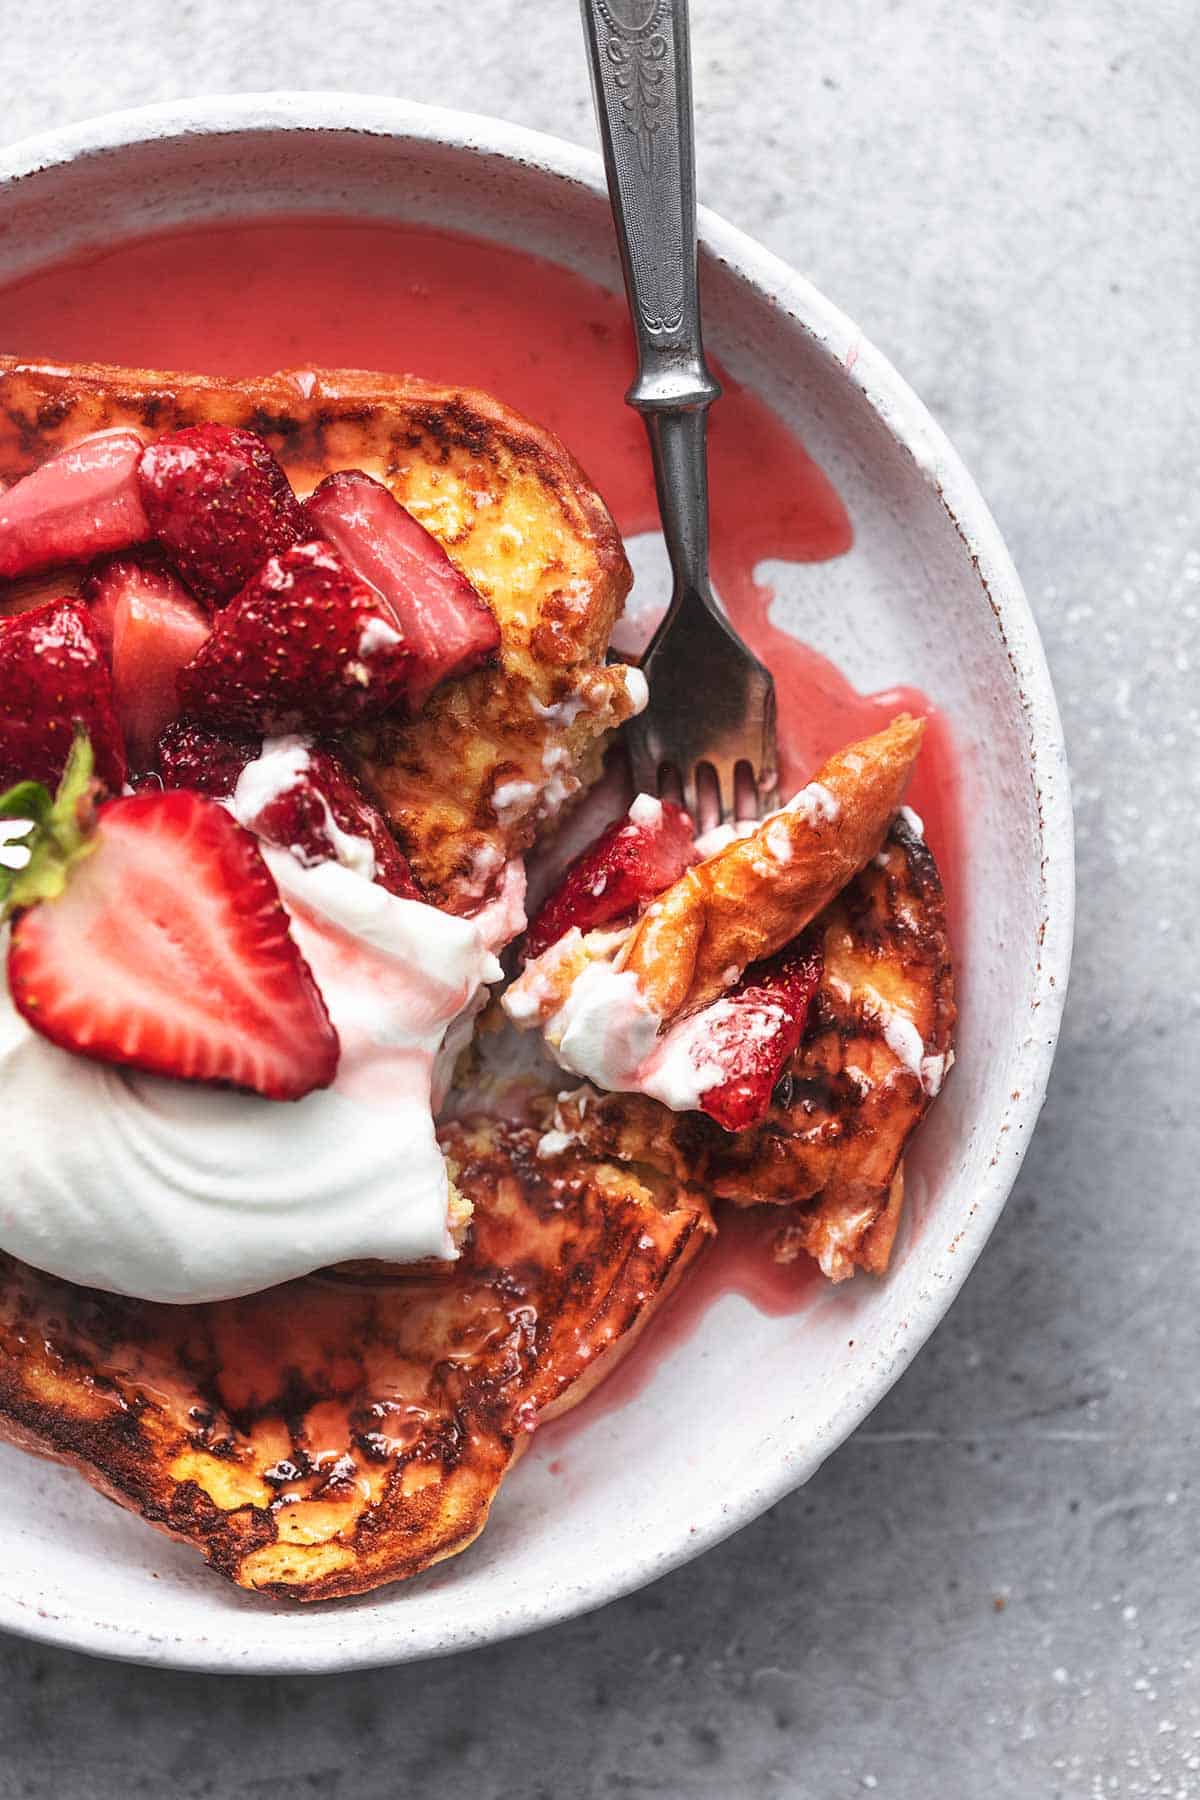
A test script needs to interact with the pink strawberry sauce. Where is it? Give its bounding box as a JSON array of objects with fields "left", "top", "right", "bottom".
[{"left": 0, "top": 216, "right": 962, "bottom": 1349}]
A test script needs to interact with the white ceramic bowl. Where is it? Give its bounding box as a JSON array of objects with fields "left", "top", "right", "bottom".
[{"left": 0, "top": 94, "right": 1073, "bottom": 1672}]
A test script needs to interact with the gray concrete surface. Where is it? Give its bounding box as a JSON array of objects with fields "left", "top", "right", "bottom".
[{"left": 0, "top": 2, "right": 1196, "bottom": 1795}]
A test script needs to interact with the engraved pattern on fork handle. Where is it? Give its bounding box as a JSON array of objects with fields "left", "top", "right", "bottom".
[{"left": 594, "top": 0, "right": 671, "bottom": 187}]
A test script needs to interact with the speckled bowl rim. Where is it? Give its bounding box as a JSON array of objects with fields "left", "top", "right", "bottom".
[{"left": 0, "top": 92, "right": 1074, "bottom": 1673}]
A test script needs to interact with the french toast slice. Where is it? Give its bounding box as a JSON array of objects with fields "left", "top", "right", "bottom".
[
  {"left": 0, "top": 1124, "right": 711, "bottom": 1601},
  {"left": 0, "top": 357, "right": 638, "bottom": 911},
  {"left": 543, "top": 815, "right": 955, "bottom": 1280}
]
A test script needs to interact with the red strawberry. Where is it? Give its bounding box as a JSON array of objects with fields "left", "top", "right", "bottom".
[
  {"left": 6, "top": 786, "right": 339, "bottom": 1101},
  {"left": 0, "top": 430, "right": 151, "bottom": 579},
  {"left": 155, "top": 719, "right": 259, "bottom": 797},
  {"left": 695, "top": 937, "right": 824, "bottom": 1133},
  {"left": 176, "top": 540, "right": 418, "bottom": 732},
  {"left": 522, "top": 795, "right": 696, "bottom": 962},
  {"left": 0, "top": 598, "right": 126, "bottom": 793},
  {"left": 305, "top": 470, "right": 499, "bottom": 706},
  {"left": 84, "top": 560, "right": 211, "bottom": 769},
  {"left": 156, "top": 724, "right": 420, "bottom": 900},
  {"left": 138, "top": 423, "right": 306, "bottom": 606},
  {"left": 242, "top": 744, "right": 421, "bottom": 900}
]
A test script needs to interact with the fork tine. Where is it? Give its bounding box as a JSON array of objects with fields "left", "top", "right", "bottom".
[
  {"left": 624, "top": 726, "right": 661, "bottom": 805},
  {"left": 694, "top": 758, "right": 734, "bottom": 826},
  {"left": 716, "top": 758, "right": 738, "bottom": 825},
  {"left": 732, "top": 760, "right": 757, "bottom": 820},
  {"left": 756, "top": 770, "right": 780, "bottom": 816}
]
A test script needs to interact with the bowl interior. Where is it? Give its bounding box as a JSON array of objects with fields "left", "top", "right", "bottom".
[{"left": 0, "top": 99, "right": 1070, "bottom": 1671}]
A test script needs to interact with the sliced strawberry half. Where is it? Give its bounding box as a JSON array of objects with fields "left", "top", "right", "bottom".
[
  {"left": 0, "top": 430, "right": 151, "bottom": 580},
  {"left": 6, "top": 784, "right": 339, "bottom": 1101},
  {"left": 522, "top": 794, "right": 696, "bottom": 962},
  {"left": 84, "top": 559, "right": 211, "bottom": 769},
  {"left": 138, "top": 423, "right": 307, "bottom": 606},
  {"left": 305, "top": 470, "right": 500, "bottom": 706},
  {"left": 693, "top": 937, "right": 824, "bottom": 1133},
  {"left": 176, "top": 539, "right": 418, "bottom": 732},
  {"left": 0, "top": 598, "right": 126, "bottom": 793}
]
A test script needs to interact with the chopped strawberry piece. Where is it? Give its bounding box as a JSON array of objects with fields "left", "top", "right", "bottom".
[
  {"left": 522, "top": 795, "right": 696, "bottom": 962},
  {"left": 7, "top": 788, "right": 339, "bottom": 1100},
  {"left": 695, "top": 937, "right": 824, "bottom": 1133},
  {"left": 176, "top": 539, "right": 417, "bottom": 732},
  {"left": 138, "top": 423, "right": 306, "bottom": 606},
  {"left": 157, "top": 724, "right": 420, "bottom": 899},
  {"left": 155, "top": 719, "right": 260, "bottom": 797},
  {"left": 242, "top": 744, "right": 421, "bottom": 900},
  {"left": 305, "top": 470, "right": 499, "bottom": 706},
  {"left": 0, "top": 430, "right": 151, "bottom": 580},
  {"left": 0, "top": 598, "right": 126, "bottom": 793},
  {"left": 84, "top": 560, "right": 210, "bottom": 769}
]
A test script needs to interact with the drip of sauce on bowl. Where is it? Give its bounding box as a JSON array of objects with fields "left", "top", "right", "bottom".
[{"left": 0, "top": 217, "right": 961, "bottom": 1343}]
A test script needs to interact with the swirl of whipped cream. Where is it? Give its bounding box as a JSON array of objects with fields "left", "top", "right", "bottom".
[{"left": 0, "top": 741, "right": 525, "bottom": 1304}]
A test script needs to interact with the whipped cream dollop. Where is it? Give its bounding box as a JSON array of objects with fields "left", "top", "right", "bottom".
[{"left": 0, "top": 740, "right": 525, "bottom": 1304}]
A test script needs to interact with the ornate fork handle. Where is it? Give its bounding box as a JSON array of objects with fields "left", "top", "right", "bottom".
[{"left": 581, "top": 0, "right": 721, "bottom": 602}]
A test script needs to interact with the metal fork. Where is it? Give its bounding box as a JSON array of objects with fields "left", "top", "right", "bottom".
[{"left": 581, "top": 0, "right": 778, "bottom": 823}]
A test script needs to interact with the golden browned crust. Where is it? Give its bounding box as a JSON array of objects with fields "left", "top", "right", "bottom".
[
  {"left": 0, "top": 357, "right": 636, "bottom": 910},
  {"left": 0, "top": 1124, "right": 711, "bottom": 1601},
  {"left": 623, "top": 716, "right": 926, "bottom": 1016},
  {"left": 546, "top": 816, "right": 955, "bottom": 1280}
]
